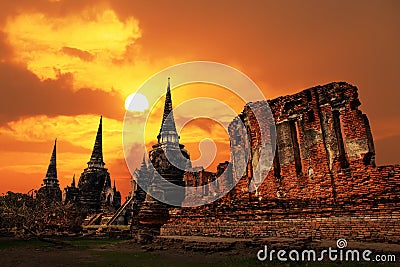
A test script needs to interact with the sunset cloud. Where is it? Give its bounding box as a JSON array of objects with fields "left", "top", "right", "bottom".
[
  {"left": 61, "top": 47, "right": 95, "bottom": 62},
  {"left": 4, "top": 7, "right": 144, "bottom": 95},
  {"left": 0, "top": 115, "right": 122, "bottom": 152},
  {"left": 0, "top": 62, "right": 124, "bottom": 125}
]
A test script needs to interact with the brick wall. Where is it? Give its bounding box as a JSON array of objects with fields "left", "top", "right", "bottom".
[
  {"left": 162, "top": 82, "right": 400, "bottom": 242},
  {"left": 161, "top": 214, "right": 400, "bottom": 243}
]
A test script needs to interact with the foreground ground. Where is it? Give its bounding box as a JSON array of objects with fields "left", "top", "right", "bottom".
[{"left": 0, "top": 237, "right": 399, "bottom": 266}]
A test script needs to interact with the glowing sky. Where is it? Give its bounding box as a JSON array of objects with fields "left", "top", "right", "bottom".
[{"left": 0, "top": 0, "right": 399, "bottom": 198}]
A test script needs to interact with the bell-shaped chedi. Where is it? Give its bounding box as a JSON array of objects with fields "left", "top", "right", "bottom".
[
  {"left": 37, "top": 139, "right": 62, "bottom": 202},
  {"left": 76, "top": 116, "right": 121, "bottom": 215},
  {"left": 149, "top": 78, "right": 191, "bottom": 206},
  {"left": 132, "top": 78, "right": 191, "bottom": 241}
]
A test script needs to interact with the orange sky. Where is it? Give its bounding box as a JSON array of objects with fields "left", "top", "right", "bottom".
[{"left": 0, "top": 0, "right": 399, "bottom": 199}]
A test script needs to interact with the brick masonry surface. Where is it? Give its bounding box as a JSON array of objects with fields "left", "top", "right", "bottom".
[{"left": 161, "top": 82, "right": 400, "bottom": 243}]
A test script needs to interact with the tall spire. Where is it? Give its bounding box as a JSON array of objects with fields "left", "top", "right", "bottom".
[
  {"left": 141, "top": 154, "right": 147, "bottom": 168},
  {"left": 71, "top": 174, "right": 76, "bottom": 187},
  {"left": 45, "top": 139, "right": 57, "bottom": 179},
  {"left": 88, "top": 116, "right": 105, "bottom": 167},
  {"left": 38, "top": 139, "right": 62, "bottom": 201},
  {"left": 157, "top": 78, "right": 179, "bottom": 144},
  {"left": 43, "top": 139, "right": 59, "bottom": 187}
]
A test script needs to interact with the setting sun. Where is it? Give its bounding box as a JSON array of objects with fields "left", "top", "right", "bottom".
[{"left": 125, "top": 93, "right": 149, "bottom": 112}]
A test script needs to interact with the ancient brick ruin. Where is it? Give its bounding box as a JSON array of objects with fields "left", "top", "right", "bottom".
[{"left": 160, "top": 82, "right": 400, "bottom": 243}]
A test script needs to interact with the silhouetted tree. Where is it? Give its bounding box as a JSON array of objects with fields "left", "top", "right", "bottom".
[{"left": 0, "top": 191, "right": 82, "bottom": 239}]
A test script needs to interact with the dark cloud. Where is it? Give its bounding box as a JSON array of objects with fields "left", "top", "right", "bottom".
[
  {"left": 61, "top": 47, "right": 95, "bottom": 62},
  {"left": 0, "top": 62, "right": 124, "bottom": 125}
]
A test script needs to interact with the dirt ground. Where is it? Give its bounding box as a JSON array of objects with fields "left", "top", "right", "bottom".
[{"left": 0, "top": 236, "right": 399, "bottom": 267}]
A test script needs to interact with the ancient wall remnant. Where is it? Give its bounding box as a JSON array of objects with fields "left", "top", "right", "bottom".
[
  {"left": 161, "top": 82, "right": 400, "bottom": 243},
  {"left": 37, "top": 139, "right": 62, "bottom": 202}
]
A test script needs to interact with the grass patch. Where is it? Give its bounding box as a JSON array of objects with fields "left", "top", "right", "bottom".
[
  {"left": 81, "top": 250, "right": 399, "bottom": 267},
  {"left": 82, "top": 250, "right": 286, "bottom": 267},
  {"left": 0, "top": 239, "right": 51, "bottom": 249},
  {"left": 64, "top": 238, "right": 126, "bottom": 247},
  {"left": 0, "top": 238, "right": 127, "bottom": 249}
]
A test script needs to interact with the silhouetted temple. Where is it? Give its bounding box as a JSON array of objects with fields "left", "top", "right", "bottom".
[
  {"left": 64, "top": 116, "right": 121, "bottom": 215},
  {"left": 130, "top": 78, "right": 191, "bottom": 238},
  {"left": 130, "top": 156, "right": 151, "bottom": 213},
  {"left": 37, "top": 139, "right": 62, "bottom": 201},
  {"left": 105, "top": 157, "right": 150, "bottom": 226},
  {"left": 148, "top": 77, "right": 191, "bottom": 205},
  {"left": 64, "top": 174, "right": 79, "bottom": 204}
]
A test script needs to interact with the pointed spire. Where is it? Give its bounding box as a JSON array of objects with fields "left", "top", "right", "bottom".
[
  {"left": 42, "top": 139, "right": 59, "bottom": 188},
  {"left": 139, "top": 154, "right": 148, "bottom": 175},
  {"left": 141, "top": 154, "right": 147, "bottom": 168},
  {"left": 45, "top": 139, "right": 57, "bottom": 179},
  {"left": 161, "top": 77, "right": 174, "bottom": 130},
  {"left": 88, "top": 116, "right": 105, "bottom": 167},
  {"left": 113, "top": 180, "right": 116, "bottom": 190},
  {"left": 71, "top": 174, "right": 76, "bottom": 188},
  {"left": 157, "top": 78, "right": 179, "bottom": 143}
]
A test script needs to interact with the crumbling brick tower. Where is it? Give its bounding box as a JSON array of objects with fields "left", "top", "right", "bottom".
[{"left": 239, "top": 81, "right": 376, "bottom": 202}]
